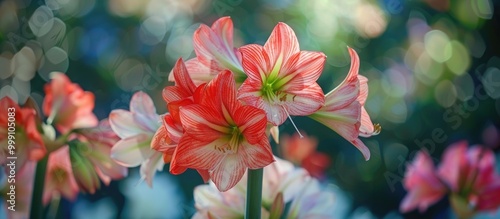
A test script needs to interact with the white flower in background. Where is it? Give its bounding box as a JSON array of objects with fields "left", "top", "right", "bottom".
[
  {"left": 192, "top": 157, "right": 338, "bottom": 218},
  {"left": 109, "top": 91, "right": 164, "bottom": 187}
]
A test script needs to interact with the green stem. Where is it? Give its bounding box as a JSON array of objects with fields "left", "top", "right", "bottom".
[
  {"left": 245, "top": 168, "right": 263, "bottom": 219},
  {"left": 30, "top": 156, "right": 49, "bottom": 219}
]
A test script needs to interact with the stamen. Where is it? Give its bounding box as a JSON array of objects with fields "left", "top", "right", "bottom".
[{"left": 281, "top": 105, "right": 303, "bottom": 138}]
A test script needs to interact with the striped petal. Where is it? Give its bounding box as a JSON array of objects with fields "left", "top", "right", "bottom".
[
  {"left": 280, "top": 51, "right": 326, "bottom": 91},
  {"left": 264, "top": 22, "right": 300, "bottom": 65},
  {"left": 240, "top": 140, "right": 274, "bottom": 169},
  {"left": 358, "top": 107, "right": 380, "bottom": 137},
  {"left": 210, "top": 153, "right": 246, "bottom": 192},
  {"left": 285, "top": 83, "right": 325, "bottom": 116},
  {"left": 310, "top": 100, "right": 361, "bottom": 142},
  {"left": 351, "top": 138, "right": 370, "bottom": 161},
  {"left": 130, "top": 91, "right": 157, "bottom": 115},
  {"left": 171, "top": 135, "right": 226, "bottom": 171},
  {"left": 193, "top": 17, "right": 242, "bottom": 73},
  {"left": 151, "top": 125, "right": 173, "bottom": 151},
  {"left": 173, "top": 58, "right": 220, "bottom": 85},
  {"left": 357, "top": 75, "right": 368, "bottom": 105},
  {"left": 239, "top": 44, "right": 272, "bottom": 81},
  {"left": 234, "top": 106, "right": 267, "bottom": 145},
  {"left": 179, "top": 104, "right": 227, "bottom": 142},
  {"left": 163, "top": 113, "right": 183, "bottom": 143},
  {"left": 140, "top": 152, "right": 164, "bottom": 187}
]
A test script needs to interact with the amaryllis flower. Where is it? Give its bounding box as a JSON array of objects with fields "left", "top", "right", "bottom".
[
  {"left": 309, "top": 48, "right": 379, "bottom": 160},
  {"left": 237, "top": 22, "right": 326, "bottom": 126},
  {"left": 192, "top": 157, "right": 335, "bottom": 218},
  {"left": 400, "top": 151, "right": 447, "bottom": 213},
  {"left": 75, "top": 120, "right": 128, "bottom": 188},
  {"left": 43, "top": 146, "right": 79, "bottom": 205},
  {"left": 42, "top": 72, "right": 98, "bottom": 133},
  {"left": 170, "top": 71, "right": 274, "bottom": 191},
  {"left": 437, "top": 141, "right": 500, "bottom": 212},
  {"left": 168, "top": 17, "right": 245, "bottom": 85},
  {"left": 0, "top": 96, "right": 45, "bottom": 171},
  {"left": 109, "top": 91, "right": 164, "bottom": 187},
  {"left": 280, "top": 132, "right": 331, "bottom": 179}
]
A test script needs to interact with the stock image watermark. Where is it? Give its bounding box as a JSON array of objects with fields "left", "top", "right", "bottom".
[{"left": 6, "top": 106, "right": 17, "bottom": 211}]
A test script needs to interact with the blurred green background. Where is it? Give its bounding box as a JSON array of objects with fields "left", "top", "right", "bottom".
[{"left": 1, "top": 0, "right": 500, "bottom": 218}]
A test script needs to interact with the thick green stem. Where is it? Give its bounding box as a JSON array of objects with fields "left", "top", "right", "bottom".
[
  {"left": 30, "top": 156, "right": 48, "bottom": 219},
  {"left": 245, "top": 168, "right": 263, "bottom": 219}
]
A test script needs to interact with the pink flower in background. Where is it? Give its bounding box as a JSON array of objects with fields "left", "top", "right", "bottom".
[
  {"left": 400, "top": 151, "right": 446, "bottom": 213},
  {"left": 76, "top": 120, "right": 128, "bottom": 187},
  {"left": 42, "top": 73, "right": 98, "bottom": 133},
  {"left": 309, "top": 48, "right": 379, "bottom": 160},
  {"left": 0, "top": 96, "right": 45, "bottom": 171},
  {"left": 170, "top": 71, "right": 274, "bottom": 191},
  {"left": 168, "top": 17, "right": 245, "bottom": 85},
  {"left": 192, "top": 157, "right": 335, "bottom": 218},
  {"left": 280, "top": 132, "right": 331, "bottom": 179},
  {"left": 43, "top": 146, "right": 79, "bottom": 205},
  {"left": 237, "top": 22, "right": 326, "bottom": 126},
  {"left": 437, "top": 141, "right": 500, "bottom": 212},
  {"left": 109, "top": 91, "right": 164, "bottom": 187},
  {"left": 401, "top": 141, "right": 500, "bottom": 214}
]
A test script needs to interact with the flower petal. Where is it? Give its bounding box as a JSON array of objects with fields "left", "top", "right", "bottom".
[
  {"left": 285, "top": 83, "right": 325, "bottom": 116},
  {"left": 401, "top": 151, "right": 446, "bottom": 212},
  {"left": 240, "top": 140, "right": 274, "bottom": 169},
  {"left": 210, "top": 153, "right": 246, "bottom": 192},
  {"left": 109, "top": 110, "right": 146, "bottom": 138},
  {"left": 263, "top": 22, "right": 300, "bottom": 66},
  {"left": 234, "top": 106, "right": 267, "bottom": 145},
  {"left": 179, "top": 104, "right": 228, "bottom": 141},
  {"left": 169, "top": 58, "right": 220, "bottom": 85},
  {"left": 193, "top": 17, "right": 242, "bottom": 73},
  {"left": 358, "top": 107, "right": 380, "bottom": 137},
  {"left": 310, "top": 100, "right": 361, "bottom": 141},
  {"left": 437, "top": 141, "right": 468, "bottom": 191},
  {"left": 239, "top": 44, "right": 271, "bottom": 81},
  {"left": 172, "top": 135, "right": 226, "bottom": 171},
  {"left": 280, "top": 51, "right": 326, "bottom": 91},
  {"left": 110, "top": 133, "right": 155, "bottom": 167},
  {"left": 130, "top": 91, "right": 157, "bottom": 115},
  {"left": 357, "top": 75, "right": 368, "bottom": 105},
  {"left": 140, "top": 152, "right": 164, "bottom": 187},
  {"left": 151, "top": 125, "right": 174, "bottom": 152},
  {"left": 351, "top": 138, "right": 370, "bottom": 161}
]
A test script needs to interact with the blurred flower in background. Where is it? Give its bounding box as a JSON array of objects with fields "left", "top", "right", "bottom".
[
  {"left": 401, "top": 141, "right": 500, "bottom": 217},
  {"left": 279, "top": 131, "right": 331, "bottom": 179},
  {"left": 0, "top": 0, "right": 499, "bottom": 218},
  {"left": 192, "top": 157, "right": 339, "bottom": 218}
]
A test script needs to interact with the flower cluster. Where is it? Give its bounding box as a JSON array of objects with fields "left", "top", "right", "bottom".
[
  {"left": 401, "top": 141, "right": 500, "bottom": 216},
  {"left": 192, "top": 157, "right": 336, "bottom": 218},
  {"left": 149, "top": 16, "right": 379, "bottom": 192},
  {"left": 1, "top": 73, "right": 127, "bottom": 215}
]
